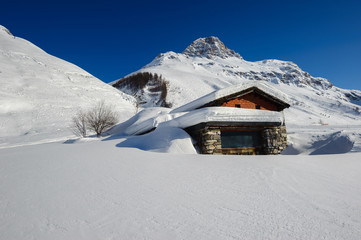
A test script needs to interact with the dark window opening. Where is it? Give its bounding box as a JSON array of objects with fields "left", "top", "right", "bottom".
[
  {"left": 221, "top": 131, "right": 262, "bottom": 148},
  {"left": 235, "top": 104, "right": 241, "bottom": 108},
  {"left": 256, "top": 105, "right": 261, "bottom": 109}
]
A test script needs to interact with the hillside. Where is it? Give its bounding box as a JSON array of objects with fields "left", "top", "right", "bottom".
[{"left": 0, "top": 26, "right": 137, "bottom": 148}]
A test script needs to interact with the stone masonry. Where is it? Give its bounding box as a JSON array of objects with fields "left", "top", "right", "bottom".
[
  {"left": 200, "top": 126, "right": 288, "bottom": 155},
  {"left": 200, "top": 127, "right": 222, "bottom": 154},
  {"left": 263, "top": 126, "right": 288, "bottom": 154}
]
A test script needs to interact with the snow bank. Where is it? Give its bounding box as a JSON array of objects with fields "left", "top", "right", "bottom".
[
  {"left": 115, "top": 126, "right": 196, "bottom": 153},
  {"left": 283, "top": 127, "right": 359, "bottom": 155}
]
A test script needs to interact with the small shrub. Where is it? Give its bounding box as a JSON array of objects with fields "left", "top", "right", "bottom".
[
  {"left": 71, "top": 111, "right": 87, "bottom": 137},
  {"left": 71, "top": 101, "right": 118, "bottom": 138}
]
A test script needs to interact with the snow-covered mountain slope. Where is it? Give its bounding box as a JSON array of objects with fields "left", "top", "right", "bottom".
[
  {"left": 0, "top": 26, "right": 137, "bottom": 148},
  {"left": 112, "top": 36, "right": 361, "bottom": 127}
]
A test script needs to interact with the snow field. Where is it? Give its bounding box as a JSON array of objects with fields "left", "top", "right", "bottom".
[{"left": 0, "top": 139, "right": 360, "bottom": 240}]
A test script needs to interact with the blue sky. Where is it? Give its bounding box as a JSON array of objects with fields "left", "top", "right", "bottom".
[{"left": 2, "top": 0, "right": 361, "bottom": 90}]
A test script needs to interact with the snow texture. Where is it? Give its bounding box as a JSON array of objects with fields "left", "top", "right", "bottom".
[
  {"left": 115, "top": 126, "right": 197, "bottom": 153},
  {"left": 0, "top": 139, "right": 361, "bottom": 240}
]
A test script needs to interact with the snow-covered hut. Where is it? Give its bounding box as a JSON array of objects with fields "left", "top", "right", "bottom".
[{"left": 171, "top": 82, "right": 291, "bottom": 155}]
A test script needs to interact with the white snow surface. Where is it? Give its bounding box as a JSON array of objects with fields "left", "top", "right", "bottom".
[
  {"left": 0, "top": 25, "right": 137, "bottom": 148},
  {"left": 1, "top": 139, "right": 361, "bottom": 240}
]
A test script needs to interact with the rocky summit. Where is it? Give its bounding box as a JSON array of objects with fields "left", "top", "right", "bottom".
[{"left": 182, "top": 36, "right": 242, "bottom": 59}]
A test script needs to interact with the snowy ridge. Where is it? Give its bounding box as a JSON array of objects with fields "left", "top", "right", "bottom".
[
  {"left": 0, "top": 26, "right": 137, "bottom": 147},
  {"left": 0, "top": 25, "right": 13, "bottom": 36}
]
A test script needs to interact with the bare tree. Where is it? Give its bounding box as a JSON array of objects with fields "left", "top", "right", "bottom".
[
  {"left": 86, "top": 101, "right": 118, "bottom": 137},
  {"left": 71, "top": 111, "right": 87, "bottom": 137}
]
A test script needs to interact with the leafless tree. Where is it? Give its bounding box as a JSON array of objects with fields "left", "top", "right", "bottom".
[
  {"left": 71, "top": 111, "right": 87, "bottom": 137},
  {"left": 86, "top": 101, "right": 118, "bottom": 137}
]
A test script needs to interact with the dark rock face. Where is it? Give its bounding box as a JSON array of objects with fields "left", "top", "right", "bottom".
[{"left": 182, "top": 36, "right": 242, "bottom": 59}]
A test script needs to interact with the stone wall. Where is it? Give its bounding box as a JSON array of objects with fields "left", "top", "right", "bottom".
[
  {"left": 200, "top": 127, "right": 222, "bottom": 154},
  {"left": 199, "top": 125, "right": 288, "bottom": 155},
  {"left": 263, "top": 126, "right": 288, "bottom": 154}
]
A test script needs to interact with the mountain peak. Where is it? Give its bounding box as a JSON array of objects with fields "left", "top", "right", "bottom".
[{"left": 182, "top": 36, "right": 242, "bottom": 59}]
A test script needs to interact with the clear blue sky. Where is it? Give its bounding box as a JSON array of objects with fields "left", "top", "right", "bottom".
[{"left": 2, "top": 0, "right": 361, "bottom": 90}]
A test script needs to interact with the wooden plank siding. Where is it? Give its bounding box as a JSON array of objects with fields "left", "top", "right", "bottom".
[
  {"left": 198, "top": 88, "right": 289, "bottom": 112},
  {"left": 220, "top": 92, "right": 279, "bottom": 111}
]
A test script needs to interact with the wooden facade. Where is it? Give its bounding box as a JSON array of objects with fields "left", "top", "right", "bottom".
[
  {"left": 198, "top": 87, "right": 290, "bottom": 111},
  {"left": 220, "top": 92, "right": 279, "bottom": 111}
]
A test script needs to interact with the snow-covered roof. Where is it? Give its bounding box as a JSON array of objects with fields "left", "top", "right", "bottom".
[
  {"left": 171, "top": 81, "right": 290, "bottom": 113},
  {"left": 121, "top": 107, "right": 284, "bottom": 135},
  {"left": 163, "top": 107, "right": 284, "bottom": 129}
]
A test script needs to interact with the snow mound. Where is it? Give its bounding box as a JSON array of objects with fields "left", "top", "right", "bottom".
[
  {"left": 109, "top": 107, "right": 173, "bottom": 136},
  {"left": 310, "top": 131, "right": 355, "bottom": 155},
  {"left": 115, "top": 126, "right": 196, "bottom": 153},
  {"left": 283, "top": 127, "right": 357, "bottom": 155}
]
